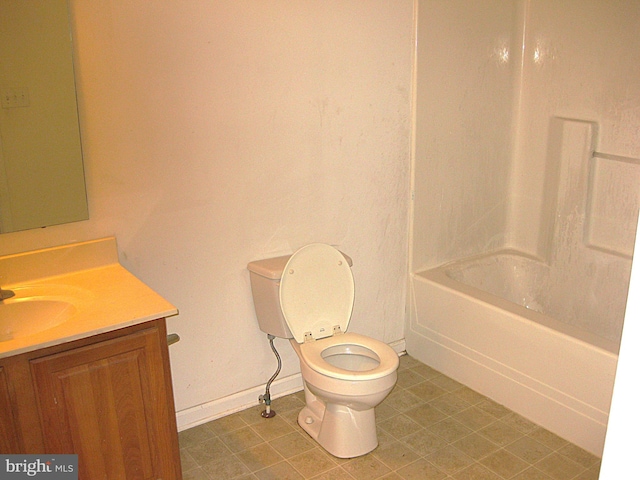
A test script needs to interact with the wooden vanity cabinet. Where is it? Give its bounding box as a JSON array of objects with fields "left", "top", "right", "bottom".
[
  {"left": 0, "top": 319, "right": 182, "bottom": 480},
  {"left": 0, "top": 365, "right": 21, "bottom": 453}
]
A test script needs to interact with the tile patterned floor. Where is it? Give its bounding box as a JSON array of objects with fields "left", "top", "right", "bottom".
[{"left": 179, "top": 355, "right": 601, "bottom": 479}]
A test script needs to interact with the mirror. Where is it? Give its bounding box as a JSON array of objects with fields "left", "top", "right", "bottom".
[{"left": 0, "top": 0, "right": 88, "bottom": 233}]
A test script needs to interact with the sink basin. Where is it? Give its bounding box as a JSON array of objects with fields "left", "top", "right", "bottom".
[
  {"left": 0, "top": 284, "right": 91, "bottom": 342},
  {"left": 0, "top": 300, "right": 76, "bottom": 341}
]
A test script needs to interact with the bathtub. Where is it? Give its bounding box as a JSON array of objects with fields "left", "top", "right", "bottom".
[{"left": 407, "top": 249, "right": 621, "bottom": 456}]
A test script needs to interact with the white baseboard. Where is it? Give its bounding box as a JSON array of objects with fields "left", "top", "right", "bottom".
[
  {"left": 389, "top": 338, "right": 407, "bottom": 355},
  {"left": 176, "top": 372, "right": 304, "bottom": 431},
  {"left": 176, "top": 338, "right": 406, "bottom": 432}
]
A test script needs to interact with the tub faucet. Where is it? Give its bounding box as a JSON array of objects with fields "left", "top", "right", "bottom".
[{"left": 0, "top": 287, "right": 15, "bottom": 301}]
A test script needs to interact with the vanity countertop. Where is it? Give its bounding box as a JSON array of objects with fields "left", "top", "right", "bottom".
[{"left": 0, "top": 237, "right": 178, "bottom": 359}]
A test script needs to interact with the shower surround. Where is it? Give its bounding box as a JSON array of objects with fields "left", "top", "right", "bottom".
[{"left": 407, "top": 0, "right": 640, "bottom": 456}]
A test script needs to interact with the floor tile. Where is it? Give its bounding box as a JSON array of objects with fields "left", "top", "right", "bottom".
[
  {"left": 505, "top": 436, "right": 554, "bottom": 464},
  {"left": 375, "top": 402, "right": 399, "bottom": 422},
  {"left": 236, "top": 443, "right": 284, "bottom": 472},
  {"left": 272, "top": 395, "right": 306, "bottom": 412},
  {"left": 409, "top": 363, "right": 441, "bottom": 380},
  {"left": 178, "top": 423, "right": 216, "bottom": 448},
  {"left": 378, "top": 414, "right": 423, "bottom": 439},
  {"left": 500, "top": 412, "right": 538, "bottom": 434},
  {"left": 180, "top": 449, "right": 199, "bottom": 473},
  {"left": 404, "top": 403, "right": 447, "bottom": 428},
  {"left": 309, "top": 467, "right": 358, "bottom": 480},
  {"left": 427, "top": 417, "right": 473, "bottom": 443},
  {"left": 573, "top": 463, "right": 601, "bottom": 480},
  {"left": 376, "top": 428, "right": 397, "bottom": 449},
  {"left": 379, "top": 473, "right": 404, "bottom": 480},
  {"left": 385, "top": 388, "right": 424, "bottom": 412},
  {"left": 429, "top": 373, "right": 465, "bottom": 392},
  {"left": 396, "top": 368, "right": 428, "bottom": 388},
  {"left": 534, "top": 452, "right": 584, "bottom": 480},
  {"left": 251, "top": 415, "right": 295, "bottom": 441},
  {"left": 451, "top": 433, "right": 500, "bottom": 460},
  {"left": 341, "top": 454, "right": 391, "bottom": 480},
  {"left": 480, "top": 449, "right": 529, "bottom": 478},
  {"left": 254, "top": 461, "right": 304, "bottom": 480},
  {"left": 201, "top": 454, "right": 251, "bottom": 479},
  {"left": 395, "top": 458, "right": 446, "bottom": 479},
  {"left": 219, "top": 426, "right": 265, "bottom": 453},
  {"left": 477, "top": 419, "right": 525, "bottom": 446},
  {"left": 288, "top": 448, "right": 338, "bottom": 478},
  {"left": 373, "top": 440, "right": 420, "bottom": 470},
  {"left": 401, "top": 428, "right": 449, "bottom": 457},
  {"left": 425, "top": 444, "right": 475, "bottom": 474},
  {"left": 178, "top": 355, "right": 600, "bottom": 480},
  {"left": 269, "top": 431, "right": 316, "bottom": 458},
  {"left": 529, "top": 427, "right": 570, "bottom": 450},
  {"left": 476, "top": 398, "right": 513, "bottom": 419},
  {"left": 278, "top": 407, "right": 301, "bottom": 426},
  {"left": 512, "top": 467, "right": 554, "bottom": 480},
  {"left": 428, "top": 392, "right": 473, "bottom": 416},
  {"left": 407, "top": 380, "right": 447, "bottom": 401},
  {"left": 182, "top": 467, "right": 211, "bottom": 480},
  {"left": 185, "top": 437, "right": 234, "bottom": 465},
  {"left": 557, "top": 443, "right": 599, "bottom": 469},
  {"left": 398, "top": 355, "right": 422, "bottom": 369},
  {"left": 451, "top": 463, "right": 503, "bottom": 480},
  {"left": 238, "top": 405, "right": 273, "bottom": 426},
  {"left": 452, "top": 386, "right": 487, "bottom": 405},
  {"left": 209, "top": 412, "right": 248, "bottom": 435},
  {"left": 453, "top": 406, "right": 498, "bottom": 431}
]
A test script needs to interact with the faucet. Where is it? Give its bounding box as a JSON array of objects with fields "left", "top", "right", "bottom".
[{"left": 0, "top": 287, "right": 15, "bottom": 301}]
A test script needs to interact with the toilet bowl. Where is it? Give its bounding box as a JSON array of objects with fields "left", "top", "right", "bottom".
[
  {"left": 291, "top": 332, "right": 398, "bottom": 457},
  {"left": 247, "top": 243, "right": 399, "bottom": 458}
]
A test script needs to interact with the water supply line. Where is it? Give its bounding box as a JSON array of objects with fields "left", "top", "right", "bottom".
[{"left": 258, "top": 334, "right": 281, "bottom": 418}]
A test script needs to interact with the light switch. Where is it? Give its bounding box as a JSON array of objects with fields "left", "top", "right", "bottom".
[{"left": 1, "top": 88, "right": 30, "bottom": 109}]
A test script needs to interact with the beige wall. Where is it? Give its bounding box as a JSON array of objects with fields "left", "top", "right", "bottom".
[{"left": 0, "top": 1, "right": 414, "bottom": 425}]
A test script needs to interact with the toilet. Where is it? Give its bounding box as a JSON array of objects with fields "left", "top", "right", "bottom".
[{"left": 247, "top": 243, "right": 399, "bottom": 458}]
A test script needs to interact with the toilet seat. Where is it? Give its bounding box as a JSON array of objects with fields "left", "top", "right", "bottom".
[
  {"left": 280, "top": 243, "right": 354, "bottom": 343},
  {"left": 280, "top": 243, "right": 398, "bottom": 382},
  {"left": 299, "top": 332, "right": 399, "bottom": 381}
]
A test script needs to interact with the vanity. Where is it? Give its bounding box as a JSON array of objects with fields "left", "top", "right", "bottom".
[{"left": 0, "top": 238, "right": 182, "bottom": 479}]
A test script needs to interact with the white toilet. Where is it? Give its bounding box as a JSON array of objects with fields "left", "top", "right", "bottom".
[{"left": 247, "top": 243, "right": 399, "bottom": 458}]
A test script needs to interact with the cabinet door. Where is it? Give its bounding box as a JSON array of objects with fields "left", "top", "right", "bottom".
[
  {"left": 0, "top": 366, "right": 20, "bottom": 453},
  {"left": 30, "top": 326, "right": 181, "bottom": 479}
]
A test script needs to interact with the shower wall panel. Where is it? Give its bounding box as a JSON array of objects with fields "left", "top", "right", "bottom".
[
  {"left": 508, "top": 0, "right": 640, "bottom": 255},
  {"left": 411, "top": 0, "right": 517, "bottom": 271}
]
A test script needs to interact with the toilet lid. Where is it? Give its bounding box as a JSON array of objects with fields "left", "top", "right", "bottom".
[{"left": 280, "top": 244, "right": 354, "bottom": 343}]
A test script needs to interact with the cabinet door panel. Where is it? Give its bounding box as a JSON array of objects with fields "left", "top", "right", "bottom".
[
  {"left": 0, "top": 366, "right": 20, "bottom": 453},
  {"left": 30, "top": 327, "right": 178, "bottom": 479}
]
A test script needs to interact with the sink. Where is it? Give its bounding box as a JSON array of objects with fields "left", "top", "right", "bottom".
[
  {"left": 0, "top": 300, "right": 76, "bottom": 341},
  {"left": 0, "top": 285, "right": 90, "bottom": 342}
]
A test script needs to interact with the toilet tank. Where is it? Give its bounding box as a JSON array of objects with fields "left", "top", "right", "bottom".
[
  {"left": 247, "top": 250, "right": 353, "bottom": 338},
  {"left": 247, "top": 254, "right": 294, "bottom": 338}
]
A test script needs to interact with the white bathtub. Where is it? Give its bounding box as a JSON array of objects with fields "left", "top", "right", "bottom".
[{"left": 407, "top": 249, "right": 620, "bottom": 456}]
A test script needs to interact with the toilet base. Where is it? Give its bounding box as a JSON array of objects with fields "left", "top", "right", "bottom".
[{"left": 297, "top": 393, "right": 378, "bottom": 458}]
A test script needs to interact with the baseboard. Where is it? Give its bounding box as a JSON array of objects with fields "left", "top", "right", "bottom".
[
  {"left": 176, "top": 372, "right": 304, "bottom": 431},
  {"left": 389, "top": 338, "right": 406, "bottom": 355},
  {"left": 176, "top": 338, "right": 406, "bottom": 432}
]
